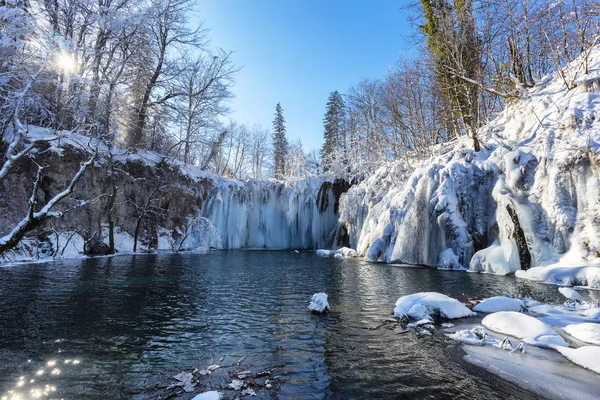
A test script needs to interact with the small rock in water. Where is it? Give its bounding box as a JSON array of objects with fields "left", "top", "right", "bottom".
[
  {"left": 308, "top": 293, "right": 330, "bottom": 313},
  {"left": 207, "top": 364, "right": 220, "bottom": 372}
]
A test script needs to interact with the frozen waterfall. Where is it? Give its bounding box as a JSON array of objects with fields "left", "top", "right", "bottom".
[{"left": 199, "top": 178, "right": 348, "bottom": 249}]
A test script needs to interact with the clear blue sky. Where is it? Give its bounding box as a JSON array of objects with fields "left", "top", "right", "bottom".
[{"left": 197, "top": 0, "right": 417, "bottom": 152}]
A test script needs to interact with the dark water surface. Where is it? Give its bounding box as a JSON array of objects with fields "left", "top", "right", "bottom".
[{"left": 0, "top": 252, "right": 596, "bottom": 399}]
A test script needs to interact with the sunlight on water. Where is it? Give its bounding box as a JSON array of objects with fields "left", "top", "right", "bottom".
[{"left": 0, "top": 357, "right": 80, "bottom": 400}]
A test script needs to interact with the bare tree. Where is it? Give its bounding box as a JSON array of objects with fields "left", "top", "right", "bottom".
[
  {"left": 127, "top": 0, "right": 206, "bottom": 148},
  {"left": 0, "top": 151, "right": 97, "bottom": 255},
  {"left": 173, "top": 51, "right": 235, "bottom": 164}
]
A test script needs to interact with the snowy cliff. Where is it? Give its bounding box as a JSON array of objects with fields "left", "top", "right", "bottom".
[
  {"left": 0, "top": 136, "right": 347, "bottom": 262},
  {"left": 338, "top": 48, "right": 600, "bottom": 276}
]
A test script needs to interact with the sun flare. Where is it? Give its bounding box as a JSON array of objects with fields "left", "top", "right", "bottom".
[{"left": 56, "top": 52, "right": 75, "bottom": 72}]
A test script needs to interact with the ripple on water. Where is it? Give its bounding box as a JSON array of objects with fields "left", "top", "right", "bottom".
[{"left": 0, "top": 251, "right": 594, "bottom": 399}]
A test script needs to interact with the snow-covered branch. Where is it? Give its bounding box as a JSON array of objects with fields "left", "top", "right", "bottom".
[{"left": 0, "top": 150, "right": 97, "bottom": 255}]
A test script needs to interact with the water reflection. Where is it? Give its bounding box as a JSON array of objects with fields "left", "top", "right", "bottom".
[{"left": 0, "top": 252, "right": 594, "bottom": 399}]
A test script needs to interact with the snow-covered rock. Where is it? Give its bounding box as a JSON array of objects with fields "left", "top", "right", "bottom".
[
  {"left": 564, "top": 323, "right": 600, "bottom": 345},
  {"left": 583, "top": 307, "right": 600, "bottom": 322},
  {"left": 228, "top": 379, "right": 244, "bottom": 390},
  {"left": 393, "top": 292, "right": 475, "bottom": 321},
  {"left": 473, "top": 296, "right": 524, "bottom": 313},
  {"left": 556, "top": 346, "right": 600, "bottom": 374},
  {"left": 482, "top": 311, "right": 568, "bottom": 349},
  {"left": 558, "top": 287, "right": 584, "bottom": 302},
  {"left": 308, "top": 293, "right": 329, "bottom": 313},
  {"left": 316, "top": 247, "right": 358, "bottom": 258}
]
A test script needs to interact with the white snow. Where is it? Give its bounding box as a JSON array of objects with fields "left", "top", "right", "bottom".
[
  {"left": 473, "top": 296, "right": 524, "bottom": 313},
  {"left": 191, "top": 392, "right": 222, "bottom": 400},
  {"left": 516, "top": 264, "right": 600, "bottom": 289},
  {"left": 308, "top": 293, "right": 329, "bottom": 313},
  {"left": 583, "top": 307, "right": 600, "bottom": 322},
  {"left": 316, "top": 247, "right": 358, "bottom": 257},
  {"left": 481, "top": 311, "right": 568, "bottom": 349},
  {"left": 558, "top": 287, "right": 584, "bottom": 301},
  {"left": 564, "top": 323, "right": 600, "bottom": 345},
  {"left": 393, "top": 292, "right": 475, "bottom": 321},
  {"left": 556, "top": 346, "right": 600, "bottom": 374}
]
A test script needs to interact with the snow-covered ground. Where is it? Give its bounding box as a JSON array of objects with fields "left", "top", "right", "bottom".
[{"left": 428, "top": 287, "right": 600, "bottom": 398}]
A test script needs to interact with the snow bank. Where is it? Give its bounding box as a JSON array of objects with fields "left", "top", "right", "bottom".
[
  {"left": 473, "top": 296, "right": 524, "bottom": 313},
  {"left": 393, "top": 292, "right": 475, "bottom": 321},
  {"left": 564, "top": 323, "right": 600, "bottom": 345},
  {"left": 516, "top": 264, "right": 600, "bottom": 289},
  {"left": 308, "top": 293, "right": 329, "bottom": 313},
  {"left": 556, "top": 346, "right": 600, "bottom": 374},
  {"left": 481, "top": 311, "right": 568, "bottom": 349}
]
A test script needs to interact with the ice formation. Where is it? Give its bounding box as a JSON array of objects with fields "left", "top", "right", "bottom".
[
  {"left": 481, "top": 311, "right": 568, "bottom": 349},
  {"left": 200, "top": 178, "right": 344, "bottom": 250},
  {"left": 393, "top": 292, "right": 476, "bottom": 320},
  {"left": 334, "top": 47, "right": 600, "bottom": 276}
]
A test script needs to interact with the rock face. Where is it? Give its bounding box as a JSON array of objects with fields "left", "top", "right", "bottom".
[{"left": 0, "top": 141, "right": 348, "bottom": 260}]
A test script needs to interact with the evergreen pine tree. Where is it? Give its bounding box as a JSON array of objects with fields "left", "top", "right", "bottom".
[
  {"left": 321, "top": 91, "right": 346, "bottom": 171},
  {"left": 272, "top": 102, "right": 288, "bottom": 179}
]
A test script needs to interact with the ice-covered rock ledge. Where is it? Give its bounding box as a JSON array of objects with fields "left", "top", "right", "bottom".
[
  {"left": 335, "top": 45, "right": 600, "bottom": 277},
  {"left": 515, "top": 262, "right": 600, "bottom": 289}
]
